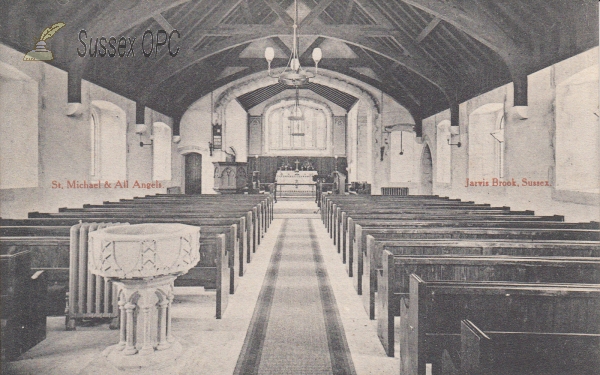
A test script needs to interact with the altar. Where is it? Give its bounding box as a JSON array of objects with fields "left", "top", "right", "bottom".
[{"left": 275, "top": 170, "right": 318, "bottom": 196}]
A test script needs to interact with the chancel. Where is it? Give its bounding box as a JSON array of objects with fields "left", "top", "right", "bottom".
[{"left": 1, "top": 1, "right": 599, "bottom": 374}]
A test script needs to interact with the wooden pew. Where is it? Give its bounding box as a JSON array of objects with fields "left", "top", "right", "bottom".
[
  {"left": 117, "top": 194, "right": 273, "bottom": 236},
  {"left": 1, "top": 246, "right": 48, "bottom": 361},
  {"left": 334, "top": 209, "right": 543, "bottom": 264},
  {"left": 74, "top": 198, "right": 267, "bottom": 248},
  {"left": 399, "top": 275, "right": 600, "bottom": 375},
  {"left": 1, "top": 218, "right": 242, "bottom": 294},
  {"left": 327, "top": 200, "right": 493, "bottom": 234},
  {"left": 364, "top": 238, "right": 600, "bottom": 320},
  {"left": 0, "top": 216, "right": 245, "bottom": 294},
  {"left": 378, "top": 253, "right": 600, "bottom": 356},
  {"left": 350, "top": 220, "right": 598, "bottom": 295},
  {"left": 46, "top": 208, "right": 254, "bottom": 264},
  {"left": 441, "top": 319, "right": 600, "bottom": 375},
  {"left": 0, "top": 232, "right": 229, "bottom": 322},
  {"left": 320, "top": 194, "right": 460, "bottom": 225}
]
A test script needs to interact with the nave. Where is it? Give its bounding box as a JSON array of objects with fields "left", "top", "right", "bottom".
[{"left": 2, "top": 200, "right": 397, "bottom": 375}]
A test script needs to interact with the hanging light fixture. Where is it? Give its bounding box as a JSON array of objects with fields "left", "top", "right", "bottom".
[
  {"left": 264, "top": 0, "right": 322, "bottom": 87},
  {"left": 289, "top": 87, "right": 305, "bottom": 136}
]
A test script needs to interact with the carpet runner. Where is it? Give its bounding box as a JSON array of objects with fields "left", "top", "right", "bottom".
[{"left": 234, "top": 219, "right": 356, "bottom": 375}]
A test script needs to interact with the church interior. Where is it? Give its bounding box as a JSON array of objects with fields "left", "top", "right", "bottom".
[{"left": 1, "top": 1, "right": 599, "bottom": 374}]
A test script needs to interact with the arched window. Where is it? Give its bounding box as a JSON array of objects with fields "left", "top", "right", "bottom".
[
  {"left": 90, "top": 100, "right": 127, "bottom": 181},
  {"left": 264, "top": 99, "right": 332, "bottom": 156},
  {"left": 555, "top": 65, "right": 599, "bottom": 194},
  {"left": 152, "top": 122, "right": 172, "bottom": 181},
  {"left": 436, "top": 120, "right": 452, "bottom": 184},
  {"left": 0, "top": 63, "right": 38, "bottom": 189},
  {"left": 468, "top": 103, "right": 505, "bottom": 180},
  {"left": 90, "top": 111, "right": 99, "bottom": 176}
]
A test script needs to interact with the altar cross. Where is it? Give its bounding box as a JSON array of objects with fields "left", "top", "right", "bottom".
[{"left": 294, "top": 159, "right": 300, "bottom": 172}]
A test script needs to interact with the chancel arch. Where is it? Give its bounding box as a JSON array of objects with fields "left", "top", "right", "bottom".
[{"left": 89, "top": 100, "right": 127, "bottom": 182}]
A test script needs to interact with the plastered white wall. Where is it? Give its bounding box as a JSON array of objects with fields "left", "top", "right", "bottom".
[{"left": 0, "top": 44, "right": 176, "bottom": 218}]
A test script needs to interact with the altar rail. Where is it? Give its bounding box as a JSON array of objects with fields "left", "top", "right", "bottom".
[{"left": 381, "top": 187, "right": 409, "bottom": 196}]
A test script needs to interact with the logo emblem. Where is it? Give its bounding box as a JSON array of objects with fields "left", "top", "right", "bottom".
[{"left": 23, "top": 22, "right": 65, "bottom": 61}]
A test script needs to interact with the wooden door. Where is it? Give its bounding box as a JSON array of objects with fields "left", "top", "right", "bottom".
[
  {"left": 421, "top": 144, "right": 433, "bottom": 195},
  {"left": 185, "top": 153, "right": 202, "bottom": 195}
]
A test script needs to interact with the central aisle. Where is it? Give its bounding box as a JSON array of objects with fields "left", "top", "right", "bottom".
[{"left": 234, "top": 219, "right": 356, "bottom": 375}]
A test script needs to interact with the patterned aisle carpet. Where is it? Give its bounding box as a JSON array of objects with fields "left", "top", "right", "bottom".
[{"left": 234, "top": 219, "right": 356, "bottom": 375}]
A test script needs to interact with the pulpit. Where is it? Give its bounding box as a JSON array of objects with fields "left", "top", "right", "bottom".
[{"left": 213, "top": 162, "right": 248, "bottom": 194}]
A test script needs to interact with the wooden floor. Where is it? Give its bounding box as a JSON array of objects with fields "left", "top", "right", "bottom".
[{"left": 2, "top": 200, "right": 398, "bottom": 375}]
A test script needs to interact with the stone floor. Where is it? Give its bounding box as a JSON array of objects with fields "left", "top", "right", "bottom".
[{"left": 2, "top": 200, "right": 399, "bottom": 375}]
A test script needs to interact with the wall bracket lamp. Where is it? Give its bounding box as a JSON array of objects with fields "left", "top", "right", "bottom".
[
  {"left": 447, "top": 138, "right": 461, "bottom": 147},
  {"left": 135, "top": 124, "right": 153, "bottom": 147}
]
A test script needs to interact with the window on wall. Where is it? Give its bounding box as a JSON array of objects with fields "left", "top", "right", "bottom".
[
  {"left": 0, "top": 63, "right": 38, "bottom": 189},
  {"left": 152, "top": 122, "right": 172, "bottom": 181},
  {"left": 468, "top": 103, "right": 505, "bottom": 181},
  {"left": 436, "top": 120, "right": 452, "bottom": 184},
  {"left": 90, "top": 112, "right": 99, "bottom": 176},
  {"left": 267, "top": 103, "right": 328, "bottom": 151},
  {"left": 555, "top": 65, "right": 599, "bottom": 194},
  {"left": 90, "top": 100, "right": 127, "bottom": 181}
]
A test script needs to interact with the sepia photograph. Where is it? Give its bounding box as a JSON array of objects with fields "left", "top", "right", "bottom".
[{"left": 0, "top": 0, "right": 599, "bottom": 374}]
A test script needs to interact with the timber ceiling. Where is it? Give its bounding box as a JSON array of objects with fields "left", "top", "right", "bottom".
[
  {"left": 1, "top": 0, "right": 597, "bottom": 130},
  {"left": 237, "top": 82, "right": 358, "bottom": 111}
]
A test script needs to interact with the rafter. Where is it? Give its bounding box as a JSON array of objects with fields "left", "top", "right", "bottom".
[
  {"left": 192, "top": 24, "right": 404, "bottom": 38},
  {"left": 415, "top": 16, "right": 440, "bottom": 43},
  {"left": 350, "top": 45, "right": 421, "bottom": 105},
  {"left": 352, "top": 0, "right": 393, "bottom": 27},
  {"left": 153, "top": 14, "right": 175, "bottom": 33},
  {"left": 88, "top": 0, "right": 191, "bottom": 36},
  {"left": 343, "top": 0, "right": 355, "bottom": 23},
  {"left": 299, "top": 36, "right": 326, "bottom": 60},
  {"left": 397, "top": 0, "right": 528, "bottom": 60},
  {"left": 262, "top": 0, "right": 295, "bottom": 26},
  {"left": 241, "top": 0, "right": 254, "bottom": 23},
  {"left": 299, "top": 0, "right": 337, "bottom": 27},
  {"left": 140, "top": 30, "right": 452, "bottom": 108},
  {"left": 272, "top": 36, "right": 293, "bottom": 56}
]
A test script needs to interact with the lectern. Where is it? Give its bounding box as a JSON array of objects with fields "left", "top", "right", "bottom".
[{"left": 213, "top": 162, "right": 248, "bottom": 194}]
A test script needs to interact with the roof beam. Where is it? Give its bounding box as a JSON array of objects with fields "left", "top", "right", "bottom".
[
  {"left": 415, "top": 16, "right": 440, "bottom": 43},
  {"left": 88, "top": 0, "right": 191, "bottom": 36},
  {"left": 299, "top": 0, "right": 337, "bottom": 27},
  {"left": 398, "top": 0, "right": 528, "bottom": 60},
  {"left": 262, "top": 0, "right": 295, "bottom": 26},
  {"left": 352, "top": 0, "right": 393, "bottom": 27},
  {"left": 350, "top": 45, "right": 421, "bottom": 106},
  {"left": 299, "top": 36, "right": 326, "bottom": 60},
  {"left": 241, "top": 0, "right": 254, "bottom": 23},
  {"left": 398, "top": 0, "right": 534, "bottom": 105},
  {"left": 141, "top": 32, "right": 452, "bottom": 107},
  {"left": 343, "top": 0, "right": 355, "bottom": 23},
  {"left": 153, "top": 13, "right": 175, "bottom": 33},
  {"left": 271, "top": 36, "right": 293, "bottom": 56},
  {"left": 193, "top": 24, "right": 404, "bottom": 38}
]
